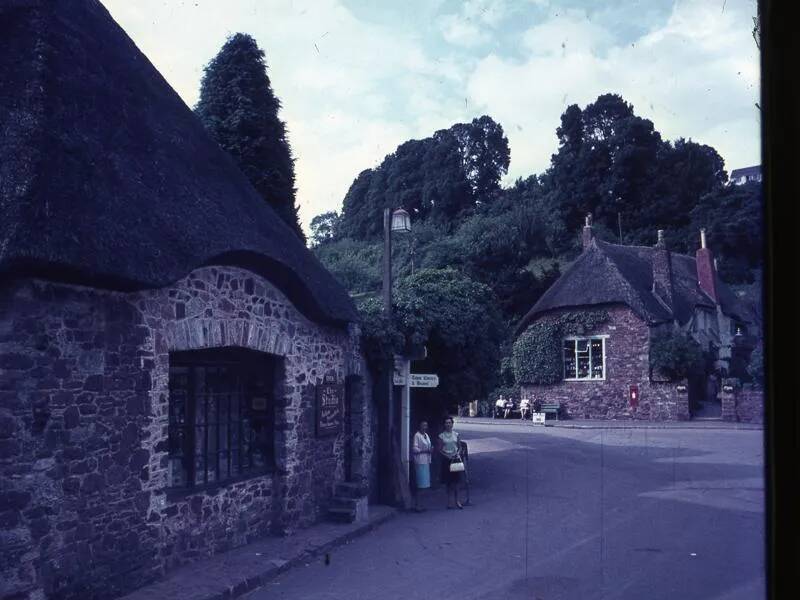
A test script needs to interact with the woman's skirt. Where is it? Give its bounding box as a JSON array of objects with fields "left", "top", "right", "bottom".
[
  {"left": 440, "top": 457, "right": 463, "bottom": 485},
  {"left": 414, "top": 463, "right": 431, "bottom": 489}
]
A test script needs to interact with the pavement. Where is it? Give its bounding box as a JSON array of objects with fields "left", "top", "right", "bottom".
[
  {"left": 242, "top": 423, "right": 765, "bottom": 600},
  {"left": 457, "top": 416, "right": 763, "bottom": 430},
  {"left": 119, "top": 421, "right": 765, "bottom": 600},
  {"left": 118, "top": 506, "right": 397, "bottom": 600}
]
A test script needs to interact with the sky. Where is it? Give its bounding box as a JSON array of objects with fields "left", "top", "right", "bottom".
[{"left": 102, "top": 0, "right": 761, "bottom": 236}]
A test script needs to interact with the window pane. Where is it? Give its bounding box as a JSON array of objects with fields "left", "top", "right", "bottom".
[
  {"left": 577, "top": 355, "right": 590, "bottom": 378},
  {"left": 169, "top": 349, "right": 276, "bottom": 489},
  {"left": 563, "top": 340, "right": 576, "bottom": 378},
  {"left": 590, "top": 339, "right": 604, "bottom": 378}
]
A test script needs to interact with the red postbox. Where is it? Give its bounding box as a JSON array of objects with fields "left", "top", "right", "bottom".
[{"left": 629, "top": 384, "right": 639, "bottom": 408}]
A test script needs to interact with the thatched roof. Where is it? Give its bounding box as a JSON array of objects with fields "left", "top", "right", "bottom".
[
  {"left": 0, "top": 0, "right": 357, "bottom": 325},
  {"left": 515, "top": 238, "right": 745, "bottom": 335}
]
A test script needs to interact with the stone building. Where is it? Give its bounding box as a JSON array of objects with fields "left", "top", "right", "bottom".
[
  {"left": 0, "top": 2, "right": 375, "bottom": 599},
  {"left": 514, "top": 217, "right": 755, "bottom": 421}
]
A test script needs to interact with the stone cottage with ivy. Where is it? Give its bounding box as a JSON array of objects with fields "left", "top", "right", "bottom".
[
  {"left": 513, "top": 216, "right": 754, "bottom": 420},
  {"left": 0, "top": 2, "right": 375, "bottom": 599}
]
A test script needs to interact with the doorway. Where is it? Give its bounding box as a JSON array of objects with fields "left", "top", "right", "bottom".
[{"left": 690, "top": 374, "right": 721, "bottom": 419}]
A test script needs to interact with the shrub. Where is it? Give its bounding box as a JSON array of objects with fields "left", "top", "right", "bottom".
[
  {"left": 747, "top": 343, "right": 764, "bottom": 387},
  {"left": 649, "top": 330, "right": 705, "bottom": 381}
]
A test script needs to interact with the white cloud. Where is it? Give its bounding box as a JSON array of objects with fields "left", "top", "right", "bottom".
[
  {"left": 467, "top": 0, "right": 761, "bottom": 183},
  {"left": 521, "top": 9, "right": 615, "bottom": 56},
  {"left": 102, "top": 0, "right": 463, "bottom": 234},
  {"left": 440, "top": 14, "right": 491, "bottom": 47},
  {"left": 101, "top": 0, "right": 760, "bottom": 237},
  {"left": 438, "top": 0, "right": 521, "bottom": 47}
]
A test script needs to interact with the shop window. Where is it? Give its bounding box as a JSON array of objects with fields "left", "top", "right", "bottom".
[
  {"left": 167, "top": 348, "right": 278, "bottom": 490},
  {"left": 563, "top": 337, "right": 606, "bottom": 380}
]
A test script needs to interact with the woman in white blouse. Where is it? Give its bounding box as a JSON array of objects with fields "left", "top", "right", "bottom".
[{"left": 412, "top": 420, "right": 432, "bottom": 512}]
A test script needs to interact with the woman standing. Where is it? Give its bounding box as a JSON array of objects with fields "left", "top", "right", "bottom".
[
  {"left": 436, "top": 416, "right": 464, "bottom": 509},
  {"left": 411, "top": 420, "right": 432, "bottom": 512}
]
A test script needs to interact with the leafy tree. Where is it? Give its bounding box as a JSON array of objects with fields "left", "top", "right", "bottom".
[
  {"left": 648, "top": 138, "right": 727, "bottom": 250},
  {"left": 309, "top": 211, "right": 341, "bottom": 246},
  {"left": 337, "top": 116, "right": 509, "bottom": 240},
  {"left": 541, "top": 93, "right": 727, "bottom": 249},
  {"left": 394, "top": 269, "right": 507, "bottom": 409},
  {"left": 449, "top": 115, "right": 511, "bottom": 200},
  {"left": 312, "top": 238, "right": 382, "bottom": 295},
  {"left": 448, "top": 210, "right": 560, "bottom": 323},
  {"left": 355, "top": 296, "right": 405, "bottom": 368},
  {"left": 688, "top": 181, "right": 763, "bottom": 283},
  {"left": 196, "top": 33, "right": 304, "bottom": 241}
]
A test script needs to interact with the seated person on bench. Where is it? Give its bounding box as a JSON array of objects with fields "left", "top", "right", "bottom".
[{"left": 519, "top": 397, "right": 530, "bottom": 420}]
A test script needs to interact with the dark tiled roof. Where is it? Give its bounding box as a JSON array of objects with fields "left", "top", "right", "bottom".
[
  {"left": 515, "top": 238, "right": 745, "bottom": 335},
  {"left": 0, "top": 0, "right": 357, "bottom": 325}
]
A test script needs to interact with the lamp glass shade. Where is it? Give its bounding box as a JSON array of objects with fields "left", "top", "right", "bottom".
[{"left": 391, "top": 208, "right": 411, "bottom": 233}]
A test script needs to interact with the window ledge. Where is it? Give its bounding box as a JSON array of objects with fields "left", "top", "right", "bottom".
[{"left": 164, "top": 469, "right": 275, "bottom": 501}]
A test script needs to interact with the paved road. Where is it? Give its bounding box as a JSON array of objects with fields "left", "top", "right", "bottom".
[{"left": 244, "top": 423, "right": 765, "bottom": 600}]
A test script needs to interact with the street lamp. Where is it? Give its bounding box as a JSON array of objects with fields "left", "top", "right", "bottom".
[
  {"left": 381, "top": 207, "right": 411, "bottom": 507},
  {"left": 383, "top": 208, "right": 410, "bottom": 310}
]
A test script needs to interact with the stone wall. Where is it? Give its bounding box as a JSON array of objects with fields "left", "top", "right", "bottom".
[
  {"left": 720, "top": 379, "right": 763, "bottom": 424},
  {"left": 0, "top": 266, "right": 375, "bottom": 600},
  {"left": 519, "top": 305, "right": 690, "bottom": 420}
]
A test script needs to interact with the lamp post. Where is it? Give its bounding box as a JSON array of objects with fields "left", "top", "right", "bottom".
[{"left": 381, "top": 207, "right": 411, "bottom": 506}]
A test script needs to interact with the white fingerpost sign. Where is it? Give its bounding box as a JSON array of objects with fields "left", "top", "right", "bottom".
[
  {"left": 531, "top": 412, "right": 546, "bottom": 425},
  {"left": 409, "top": 373, "right": 439, "bottom": 388}
]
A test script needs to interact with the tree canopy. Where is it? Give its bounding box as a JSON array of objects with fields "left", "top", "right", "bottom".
[
  {"left": 311, "top": 92, "right": 763, "bottom": 407},
  {"left": 540, "top": 93, "right": 728, "bottom": 250},
  {"left": 195, "top": 33, "right": 304, "bottom": 241},
  {"left": 337, "top": 116, "right": 510, "bottom": 240}
]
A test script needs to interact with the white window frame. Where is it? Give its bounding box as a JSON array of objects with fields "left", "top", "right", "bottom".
[{"left": 563, "top": 335, "right": 608, "bottom": 381}]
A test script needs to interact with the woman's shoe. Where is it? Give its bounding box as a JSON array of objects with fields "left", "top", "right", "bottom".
[{"left": 456, "top": 502, "right": 464, "bottom": 509}]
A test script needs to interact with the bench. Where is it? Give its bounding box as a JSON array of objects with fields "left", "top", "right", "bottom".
[{"left": 539, "top": 402, "right": 561, "bottom": 420}]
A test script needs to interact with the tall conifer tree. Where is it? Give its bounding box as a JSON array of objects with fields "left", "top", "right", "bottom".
[{"left": 196, "top": 33, "right": 304, "bottom": 241}]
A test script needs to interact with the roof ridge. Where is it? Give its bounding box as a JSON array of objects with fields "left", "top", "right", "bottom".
[{"left": 596, "top": 245, "right": 653, "bottom": 318}]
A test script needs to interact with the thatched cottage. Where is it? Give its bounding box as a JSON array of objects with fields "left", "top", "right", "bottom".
[
  {"left": 0, "top": 1, "right": 375, "bottom": 598},
  {"left": 515, "top": 217, "right": 758, "bottom": 421}
]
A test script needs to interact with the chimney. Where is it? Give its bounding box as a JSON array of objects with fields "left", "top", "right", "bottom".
[
  {"left": 652, "top": 229, "right": 674, "bottom": 312},
  {"left": 696, "top": 229, "right": 719, "bottom": 303},
  {"left": 582, "top": 213, "right": 593, "bottom": 250}
]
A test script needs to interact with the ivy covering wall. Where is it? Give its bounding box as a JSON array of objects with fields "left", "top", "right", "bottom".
[{"left": 513, "top": 310, "right": 609, "bottom": 384}]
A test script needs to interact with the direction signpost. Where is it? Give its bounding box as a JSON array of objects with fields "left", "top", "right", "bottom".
[
  {"left": 409, "top": 373, "right": 438, "bottom": 388},
  {"left": 394, "top": 372, "right": 439, "bottom": 388}
]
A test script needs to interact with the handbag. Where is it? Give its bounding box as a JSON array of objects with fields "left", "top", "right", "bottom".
[{"left": 449, "top": 459, "right": 465, "bottom": 473}]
